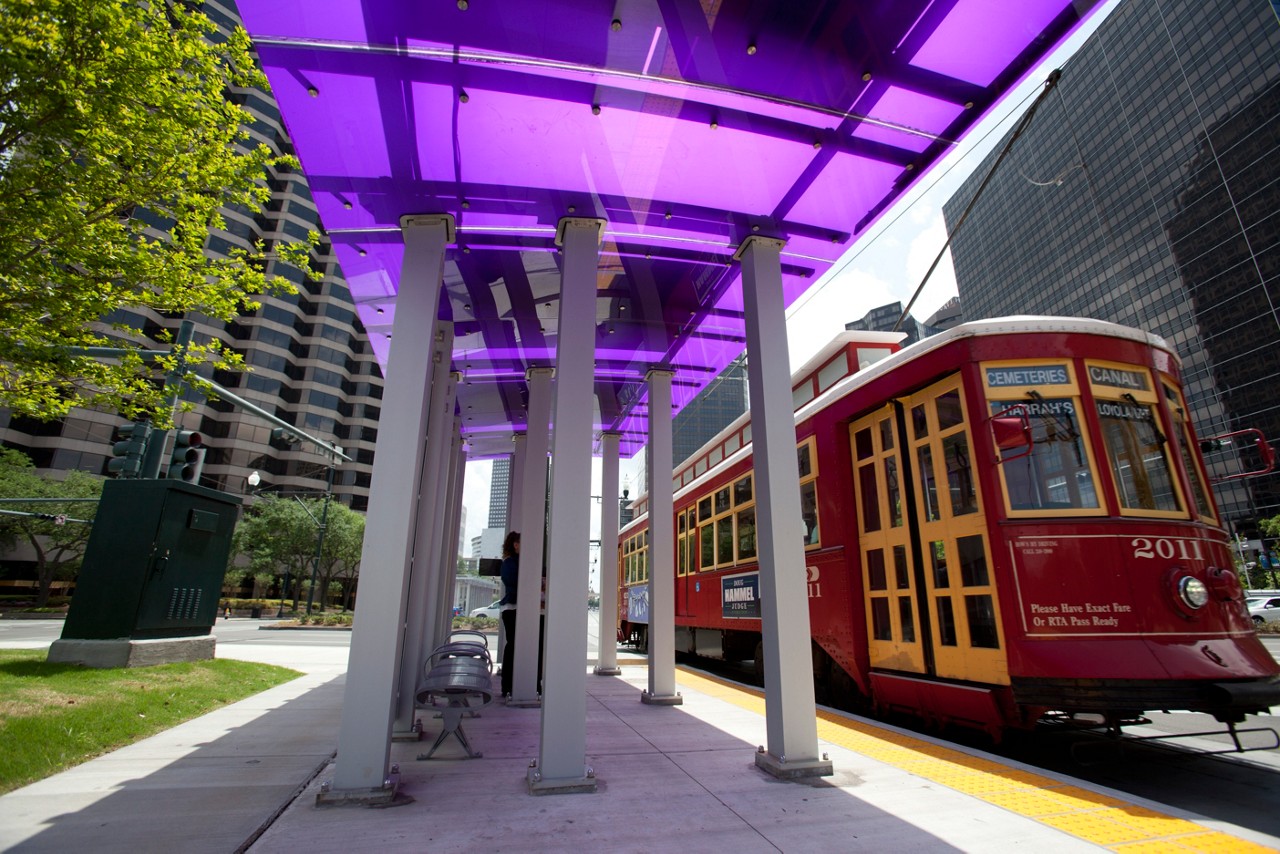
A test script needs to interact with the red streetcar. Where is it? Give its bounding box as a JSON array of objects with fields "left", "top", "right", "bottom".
[{"left": 617, "top": 317, "right": 1280, "bottom": 738}]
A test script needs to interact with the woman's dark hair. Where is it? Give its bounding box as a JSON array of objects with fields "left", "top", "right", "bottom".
[{"left": 502, "top": 530, "right": 521, "bottom": 558}]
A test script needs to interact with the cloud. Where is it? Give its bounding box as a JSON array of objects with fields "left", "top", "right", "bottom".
[{"left": 787, "top": 267, "right": 898, "bottom": 368}]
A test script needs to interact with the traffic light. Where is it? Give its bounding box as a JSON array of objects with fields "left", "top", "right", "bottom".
[
  {"left": 108, "top": 421, "right": 151, "bottom": 478},
  {"left": 168, "top": 430, "right": 205, "bottom": 482},
  {"left": 269, "top": 426, "right": 302, "bottom": 450}
]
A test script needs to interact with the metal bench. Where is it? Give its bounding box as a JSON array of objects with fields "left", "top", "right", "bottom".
[
  {"left": 427, "top": 641, "right": 492, "bottom": 673},
  {"left": 415, "top": 654, "right": 494, "bottom": 760}
]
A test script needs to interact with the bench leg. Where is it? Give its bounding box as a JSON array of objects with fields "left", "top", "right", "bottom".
[{"left": 417, "top": 701, "right": 483, "bottom": 760}]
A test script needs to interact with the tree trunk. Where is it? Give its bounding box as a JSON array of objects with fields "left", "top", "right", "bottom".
[{"left": 26, "top": 532, "right": 52, "bottom": 608}]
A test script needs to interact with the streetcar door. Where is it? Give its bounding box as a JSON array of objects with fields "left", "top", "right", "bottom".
[
  {"left": 903, "top": 377, "right": 1009, "bottom": 686},
  {"left": 852, "top": 406, "right": 927, "bottom": 674}
]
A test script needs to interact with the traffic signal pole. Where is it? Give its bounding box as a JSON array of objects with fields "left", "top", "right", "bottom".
[
  {"left": 74, "top": 319, "right": 352, "bottom": 476},
  {"left": 141, "top": 320, "right": 195, "bottom": 479},
  {"left": 302, "top": 460, "right": 335, "bottom": 615}
]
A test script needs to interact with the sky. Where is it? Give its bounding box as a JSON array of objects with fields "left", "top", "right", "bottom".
[{"left": 460, "top": 1, "right": 1123, "bottom": 585}]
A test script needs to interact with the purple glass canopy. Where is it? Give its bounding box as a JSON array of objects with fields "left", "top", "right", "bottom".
[{"left": 235, "top": 0, "right": 1101, "bottom": 459}]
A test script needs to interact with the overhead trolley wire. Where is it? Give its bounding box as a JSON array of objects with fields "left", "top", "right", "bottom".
[{"left": 893, "top": 69, "right": 1064, "bottom": 332}]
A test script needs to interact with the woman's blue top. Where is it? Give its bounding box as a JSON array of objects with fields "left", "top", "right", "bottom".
[{"left": 499, "top": 554, "right": 519, "bottom": 605}]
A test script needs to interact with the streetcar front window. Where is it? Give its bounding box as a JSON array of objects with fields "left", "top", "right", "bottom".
[
  {"left": 1097, "top": 398, "right": 1181, "bottom": 513},
  {"left": 990, "top": 397, "right": 1099, "bottom": 512}
]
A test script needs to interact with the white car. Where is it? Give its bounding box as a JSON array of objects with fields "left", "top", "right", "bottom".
[
  {"left": 1247, "top": 596, "right": 1280, "bottom": 626},
  {"left": 469, "top": 600, "right": 502, "bottom": 619}
]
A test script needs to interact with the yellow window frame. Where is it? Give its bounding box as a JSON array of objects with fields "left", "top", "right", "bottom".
[{"left": 1087, "top": 360, "right": 1187, "bottom": 520}]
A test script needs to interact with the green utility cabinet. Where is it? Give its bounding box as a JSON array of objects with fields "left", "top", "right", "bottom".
[{"left": 62, "top": 479, "right": 242, "bottom": 640}]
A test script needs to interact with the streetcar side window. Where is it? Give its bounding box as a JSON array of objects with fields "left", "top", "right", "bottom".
[
  {"left": 930, "top": 540, "right": 949, "bottom": 589},
  {"left": 885, "top": 453, "right": 902, "bottom": 528},
  {"left": 801, "top": 481, "right": 820, "bottom": 547},
  {"left": 1088, "top": 362, "right": 1182, "bottom": 516},
  {"left": 867, "top": 548, "right": 887, "bottom": 590},
  {"left": 858, "top": 458, "right": 881, "bottom": 533},
  {"left": 677, "top": 507, "right": 689, "bottom": 577},
  {"left": 936, "top": 598, "right": 957, "bottom": 646},
  {"left": 714, "top": 487, "right": 731, "bottom": 515},
  {"left": 736, "top": 506, "right": 756, "bottom": 560},
  {"left": 687, "top": 510, "right": 699, "bottom": 571},
  {"left": 1163, "top": 381, "right": 1215, "bottom": 522},
  {"left": 983, "top": 360, "right": 1101, "bottom": 515},
  {"left": 716, "top": 516, "right": 734, "bottom": 567},
  {"left": 965, "top": 596, "right": 999, "bottom": 648},
  {"left": 799, "top": 437, "right": 820, "bottom": 547},
  {"left": 942, "top": 432, "right": 977, "bottom": 517},
  {"left": 898, "top": 597, "right": 916, "bottom": 642},
  {"left": 917, "top": 445, "right": 940, "bottom": 522}
]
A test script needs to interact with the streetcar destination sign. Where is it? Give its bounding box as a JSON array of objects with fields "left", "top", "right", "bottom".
[
  {"left": 1087, "top": 365, "right": 1149, "bottom": 390},
  {"left": 985, "top": 365, "right": 1069, "bottom": 387}
]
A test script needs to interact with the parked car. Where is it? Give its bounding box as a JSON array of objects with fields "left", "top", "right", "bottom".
[
  {"left": 469, "top": 600, "right": 502, "bottom": 619},
  {"left": 1247, "top": 596, "right": 1280, "bottom": 625}
]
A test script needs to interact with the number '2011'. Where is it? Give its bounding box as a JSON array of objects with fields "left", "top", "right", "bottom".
[{"left": 1131, "top": 537, "right": 1204, "bottom": 561}]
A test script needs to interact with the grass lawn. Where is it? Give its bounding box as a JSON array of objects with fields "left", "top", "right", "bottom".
[{"left": 0, "top": 650, "right": 299, "bottom": 795}]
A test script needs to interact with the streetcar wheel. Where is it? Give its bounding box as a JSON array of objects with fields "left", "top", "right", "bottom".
[{"left": 752, "top": 640, "right": 764, "bottom": 685}]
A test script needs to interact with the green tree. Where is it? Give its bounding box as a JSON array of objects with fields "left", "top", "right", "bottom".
[
  {"left": 319, "top": 502, "right": 364, "bottom": 609},
  {"left": 0, "top": 0, "right": 315, "bottom": 425},
  {"left": 0, "top": 448, "right": 102, "bottom": 605},
  {"left": 1254, "top": 520, "right": 1280, "bottom": 588},
  {"left": 231, "top": 495, "right": 364, "bottom": 611}
]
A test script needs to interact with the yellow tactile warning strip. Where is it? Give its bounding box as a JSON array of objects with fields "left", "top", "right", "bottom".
[{"left": 673, "top": 667, "right": 1274, "bottom": 853}]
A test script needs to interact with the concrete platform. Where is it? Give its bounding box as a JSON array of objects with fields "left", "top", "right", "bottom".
[{"left": 2, "top": 636, "right": 1277, "bottom": 853}]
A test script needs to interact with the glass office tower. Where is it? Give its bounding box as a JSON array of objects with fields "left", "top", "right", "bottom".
[{"left": 944, "top": 0, "right": 1280, "bottom": 529}]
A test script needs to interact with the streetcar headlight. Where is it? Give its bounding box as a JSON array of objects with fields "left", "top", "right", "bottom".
[{"left": 1178, "top": 576, "right": 1209, "bottom": 609}]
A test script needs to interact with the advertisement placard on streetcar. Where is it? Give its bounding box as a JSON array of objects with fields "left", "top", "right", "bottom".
[
  {"left": 722, "top": 572, "right": 760, "bottom": 619},
  {"left": 627, "top": 586, "right": 649, "bottom": 625}
]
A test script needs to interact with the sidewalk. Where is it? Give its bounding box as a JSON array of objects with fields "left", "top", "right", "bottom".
[
  {"left": 2, "top": 636, "right": 1278, "bottom": 853},
  {"left": 0, "top": 638, "right": 347, "bottom": 854}
]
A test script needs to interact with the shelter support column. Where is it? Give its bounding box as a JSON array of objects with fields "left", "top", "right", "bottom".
[
  {"left": 530, "top": 217, "right": 605, "bottom": 794},
  {"left": 500, "top": 434, "right": 526, "bottom": 660},
  {"left": 432, "top": 417, "right": 467, "bottom": 650},
  {"left": 509, "top": 433, "right": 526, "bottom": 534},
  {"left": 511, "top": 368, "right": 553, "bottom": 707},
  {"left": 392, "top": 335, "right": 456, "bottom": 738},
  {"left": 594, "top": 431, "right": 622, "bottom": 675},
  {"left": 326, "top": 213, "right": 454, "bottom": 802},
  {"left": 642, "top": 369, "right": 681, "bottom": 705},
  {"left": 736, "top": 235, "right": 832, "bottom": 780}
]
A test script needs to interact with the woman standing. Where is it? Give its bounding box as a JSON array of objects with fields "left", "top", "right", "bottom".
[{"left": 498, "top": 531, "right": 520, "bottom": 698}]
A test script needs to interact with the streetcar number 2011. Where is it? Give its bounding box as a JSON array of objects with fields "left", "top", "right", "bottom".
[{"left": 1131, "top": 537, "right": 1204, "bottom": 561}]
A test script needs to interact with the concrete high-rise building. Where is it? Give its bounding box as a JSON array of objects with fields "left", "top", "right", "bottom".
[
  {"left": 487, "top": 457, "right": 511, "bottom": 529},
  {"left": 925, "top": 297, "right": 964, "bottom": 333},
  {"left": 0, "top": 0, "right": 383, "bottom": 513},
  {"left": 942, "top": 0, "right": 1280, "bottom": 530}
]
